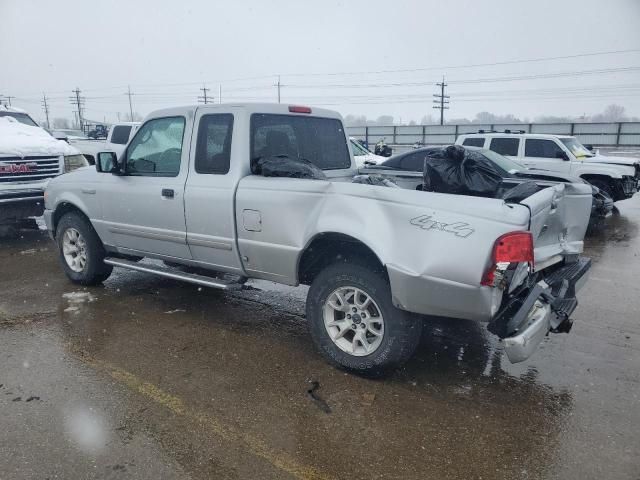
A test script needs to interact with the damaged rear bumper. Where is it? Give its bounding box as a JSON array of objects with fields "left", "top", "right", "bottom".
[{"left": 489, "top": 256, "right": 591, "bottom": 363}]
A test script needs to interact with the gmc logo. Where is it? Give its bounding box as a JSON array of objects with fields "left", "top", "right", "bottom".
[{"left": 0, "top": 163, "right": 37, "bottom": 174}]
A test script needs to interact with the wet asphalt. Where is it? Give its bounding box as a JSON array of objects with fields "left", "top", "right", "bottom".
[{"left": 1, "top": 197, "right": 639, "bottom": 480}]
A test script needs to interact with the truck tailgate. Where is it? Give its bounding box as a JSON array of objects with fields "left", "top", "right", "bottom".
[{"left": 519, "top": 182, "right": 592, "bottom": 269}]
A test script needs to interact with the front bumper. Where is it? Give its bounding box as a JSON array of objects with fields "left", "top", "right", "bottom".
[
  {"left": 489, "top": 256, "right": 591, "bottom": 363},
  {"left": 0, "top": 189, "right": 45, "bottom": 223}
]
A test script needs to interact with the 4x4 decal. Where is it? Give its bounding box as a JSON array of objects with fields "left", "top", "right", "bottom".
[{"left": 410, "top": 215, "right": 475, "bottom": 238}]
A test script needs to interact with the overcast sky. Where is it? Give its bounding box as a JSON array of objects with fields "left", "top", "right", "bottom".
[{"left": 1, "top": 0, "right": 639, "bottom": 124}]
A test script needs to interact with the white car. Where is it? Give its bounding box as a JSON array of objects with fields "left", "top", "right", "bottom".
[
  {"left": 456, "top": 132, "right": 640, "bottom": 201},
  {"left": 349, "top": 137, "right": 385, "bottom": 167},
  {"left": 71, "top": 122, "right": 140, "bottom": 165}
]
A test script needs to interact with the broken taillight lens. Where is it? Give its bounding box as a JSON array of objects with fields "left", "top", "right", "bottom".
[{"left": 481, "top": 231, "right": 534, "bottom": 286}]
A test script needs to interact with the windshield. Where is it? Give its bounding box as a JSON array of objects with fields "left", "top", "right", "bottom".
[
  {"left": 350, "top": 139, "right": 371, "bottom": 156},
  {"left": 0, "top": 111, "right": 38, "bottom": 127},
  {"left": 561, "top": 137, "right": 594, "bottom": 158},
  {"left": 474, "top": 148, "right": 527, "bottom": 172}
]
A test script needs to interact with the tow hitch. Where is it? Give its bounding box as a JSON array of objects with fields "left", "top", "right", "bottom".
[{"left": 488, "top": 257, "right": 591, "bottom": 363}]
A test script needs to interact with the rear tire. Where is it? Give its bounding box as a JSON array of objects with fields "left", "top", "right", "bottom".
[
  {"left": 56, "top": 212, "right": 112, "bottom": 285},
  {"left": 306, "top": 262, "right": 422, "bottom": 376}
]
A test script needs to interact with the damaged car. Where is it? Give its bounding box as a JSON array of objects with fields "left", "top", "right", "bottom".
[
  {"left": 44, "top": 104, "right": 593, "bottom": 374},
  {"left": 364, "top": 145, "right": 614, "bottom": 228}
]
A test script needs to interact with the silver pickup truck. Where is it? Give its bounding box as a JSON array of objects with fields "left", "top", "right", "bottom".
[{"left": 43, "top": 103, "right": 593, "bottom": 374}]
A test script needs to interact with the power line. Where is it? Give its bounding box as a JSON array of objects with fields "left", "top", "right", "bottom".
[
  {"left": 432, "top": 77, "right": 449, "bottom": 125},
  {"left": 280, "top": 48, "right": 640, "bottom": 78},
  {"left": 41, "top": 93, "right": 50, "bottom": 129}
]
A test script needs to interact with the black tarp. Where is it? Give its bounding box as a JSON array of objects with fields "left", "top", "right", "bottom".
[{"left": 422, "top": 145, "right": 503, "bottom": 197}]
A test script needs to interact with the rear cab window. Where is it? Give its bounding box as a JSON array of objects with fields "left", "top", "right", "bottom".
[
  {"left": 462, "top": 137, "right": 485, "bottom": 147},
  {"left": 111, "top": 125, "right": 133, "bottom": 145},
  {"left": 250, "top": 114, "right": 351, "bottom": 170},
  {"left": 194, "top": 114, "right": 234, "bottom": 174},
  {"left": 489, "top": 137, "right": 519, "bottom": 156}
]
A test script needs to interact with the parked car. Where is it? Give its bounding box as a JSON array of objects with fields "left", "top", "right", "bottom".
[
  {"left": 0, "top": 106, "right": 88, "bottom": 226},
  {"left": 349, "top": 137, "right": 385, "bottom": 167},
  {"left": 456, "top": 131, "right": 640, "bottom": 201},
  {"left": 44, "top": 103, "right": 593, "bottom": 374},
  {"left": 70, "top": 121, "right": 140, "bottom": 165},
  {"left": 364, "top": 146, "right": 614, "bottom": 227}
]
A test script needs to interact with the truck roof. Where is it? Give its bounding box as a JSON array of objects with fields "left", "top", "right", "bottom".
[{"left": 145, "top": 103, "right": 343, "bottom": 122}]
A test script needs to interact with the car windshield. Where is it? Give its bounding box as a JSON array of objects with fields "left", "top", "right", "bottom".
[
  {"left": 472, "top": 148, "right": 527, "bottom": 173},
  {"left": 561, "top": 137, "right": 595, "bottom": 158},
  {"left": 350, "top": 139, "right": 371, "bottom": 156},
  {"left": 0, "top": 111, "right": 38, "bottom": 127}
]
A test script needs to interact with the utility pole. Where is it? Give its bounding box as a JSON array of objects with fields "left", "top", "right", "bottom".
[
  {"left": 1, "top": 95, "right": 15, "bottom": 107},
  {"left": 432, "top": 76, "right": 450, "bottom": 126},
  {"left": 126, "top": 85, "right": 135, "bottom": 121},
  {"left": 41, "top": 93, "right": 51, "bottom": 129},
  {"left": 198, "top": 85, "right": 211, "bottom": 104},
  {"left": 275, "top": 75, "right": 282, "bottom": 103},
  {"left": 69, "top": 87, "right": 85, "bottom": 130},
  {"left": 219, "top": 84, "right": 222, "bottom": 104}
]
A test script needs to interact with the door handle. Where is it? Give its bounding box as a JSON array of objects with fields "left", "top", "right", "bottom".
[{"left": 161, "top": 188, "right": 175, "bottom": 198}]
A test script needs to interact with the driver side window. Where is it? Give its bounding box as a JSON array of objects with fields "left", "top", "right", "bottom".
[{"left": 125, "top": 116, "right": 185, "bottom": 177}]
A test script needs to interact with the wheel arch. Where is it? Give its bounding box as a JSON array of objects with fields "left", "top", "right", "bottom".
[
  {"left": 52, "top": 201, "right": 92, "bottom": 235},
  {"left": 297, "top": 232, "right": 386, "bottom": 286}
]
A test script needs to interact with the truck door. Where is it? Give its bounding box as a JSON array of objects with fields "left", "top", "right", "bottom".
[
  {"left": 100, "top": 115, "right": 192, "bottom": 259},
  {"left": 522, "top": 138, "right": 571, "bottom": 174},
  {"left": 183, "top": 110, "right": 244, "bottom": 273}
]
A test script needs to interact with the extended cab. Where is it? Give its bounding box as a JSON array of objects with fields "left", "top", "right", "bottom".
[
  {"left": 44, "top": 104, "right": 593, "bottom": 374},
  {"left": 0, "top": 106, "right": 87, "bottom": 226},
  {"left": 456, "top": 132, "right": 640, "bottom": 201}
]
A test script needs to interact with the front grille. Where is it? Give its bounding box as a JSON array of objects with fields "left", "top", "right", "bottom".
[{"left": 0, "top": 156, "right": 61, "bottom": 183}]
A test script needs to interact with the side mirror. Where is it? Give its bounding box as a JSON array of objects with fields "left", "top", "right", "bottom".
[
  {"left": 555, "top": 151, "right": 570, "bottom": 161},
  {"left": 96, "top": 151, "right": 121, "bottom": 174}
]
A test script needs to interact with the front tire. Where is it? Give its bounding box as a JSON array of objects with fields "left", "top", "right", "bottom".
[
  {"left": 306, "top": 262, "right": 422, "bottom": 376},
  {"left": 56, "top": 212, "right": 112, "bottom": 285}
]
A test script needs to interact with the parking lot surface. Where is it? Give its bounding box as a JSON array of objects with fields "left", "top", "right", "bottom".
[{"left": 1, "top": 196, "right": 639, "bottom": 480}]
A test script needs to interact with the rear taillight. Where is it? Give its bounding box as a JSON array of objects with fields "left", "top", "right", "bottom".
[{"left": 481, "top": 231, "right": 534, "bottom": 286}]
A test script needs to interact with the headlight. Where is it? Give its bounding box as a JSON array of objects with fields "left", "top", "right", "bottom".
[{"left": 64, "top": 154, "right": 89, "bottom": 172}]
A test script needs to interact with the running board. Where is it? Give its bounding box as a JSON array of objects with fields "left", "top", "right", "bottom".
[{"left": 104, "top": 257, "right": 243, "bottom": 290}]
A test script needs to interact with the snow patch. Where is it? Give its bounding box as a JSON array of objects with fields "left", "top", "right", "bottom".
[
  {"left": 0, "top": 117, "right": 78, "bottom": 157},
  {"left": 63, "top": 291, "right": 96, "bottom": 304}
]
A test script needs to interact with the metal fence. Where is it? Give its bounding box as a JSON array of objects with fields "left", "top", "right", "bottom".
[{"left": 346, "top": 122, "right": 640, "bottom": 148}]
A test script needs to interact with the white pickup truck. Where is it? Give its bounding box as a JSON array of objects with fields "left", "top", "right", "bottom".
[
  {"left": 70, "top": 122, "right": 140, "bottom": 165},
  {"left": 44, "top": 104, "right": 593, "bottom": 374},
  {"left": 0, "top": 106, "right": 87, "bottom": 226},
  {"left": 456, "top": 132, "right": 640, "bottom": 201}
]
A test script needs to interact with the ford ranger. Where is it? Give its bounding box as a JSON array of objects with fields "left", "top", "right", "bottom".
[{"left": 44, "top": 104, "right": 593, "bottom": 374}]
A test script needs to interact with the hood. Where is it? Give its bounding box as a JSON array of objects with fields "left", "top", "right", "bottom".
[
  {"left": 581, "top": 154, "right": 639, "bottom": 167},
  {"left": 516, "top": 168, "right": 583, "bottom": 184},
  {"left": 0, "top": 117, "right": 78, "bottom": 157},
  {"left": 354, "top": 152, "right": 386, "bottom": 167}
]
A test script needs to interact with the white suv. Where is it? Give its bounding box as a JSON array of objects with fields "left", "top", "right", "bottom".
[{"left": 456, "top": 131, "right": 639, "bottom": 201}]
